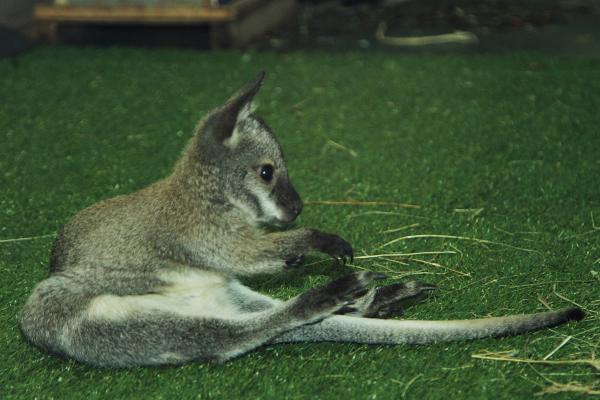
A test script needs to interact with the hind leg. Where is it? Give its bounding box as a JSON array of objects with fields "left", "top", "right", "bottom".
[
  {"left": 226, "top": 280, "right": 282, "bottom": 312},
  {"left": 23, "top": 272, "right": 381, "bottom": 366}
]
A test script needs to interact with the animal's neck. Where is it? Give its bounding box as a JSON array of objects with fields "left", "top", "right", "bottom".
[{"left": 169, "top": 142, "right": 225, "bottom": 206}]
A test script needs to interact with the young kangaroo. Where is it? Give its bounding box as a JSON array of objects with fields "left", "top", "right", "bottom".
[{"left": 21, "top": 72, "right": 584, "bottom": 367}]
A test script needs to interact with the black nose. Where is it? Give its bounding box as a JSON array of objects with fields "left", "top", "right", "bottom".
[{"left": 275, "top": 178, "right": 303, "bottom": 223}]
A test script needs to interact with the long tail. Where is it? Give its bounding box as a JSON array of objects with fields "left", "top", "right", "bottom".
[{"left": 270, "top": 308, "right": 584, "bottom": 345}]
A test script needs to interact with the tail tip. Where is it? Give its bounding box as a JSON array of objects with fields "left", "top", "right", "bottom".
[{"left": 565, "top": 307, "right": 585, "bottom": 322}]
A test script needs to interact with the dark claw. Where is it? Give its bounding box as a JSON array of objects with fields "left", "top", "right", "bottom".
[
  {"left": 340, "top": 241, "right": 353, "bottom": 264},
  {"left": 285, "top": 254, "right": 305, "bottom": 268},
  {"left": 334, "top": 254, "right": 349, "bottom": 266}
]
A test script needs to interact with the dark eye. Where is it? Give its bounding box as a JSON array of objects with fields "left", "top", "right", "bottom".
[{"left": 259, "top": 164, "right": 274, "bottom": 182}]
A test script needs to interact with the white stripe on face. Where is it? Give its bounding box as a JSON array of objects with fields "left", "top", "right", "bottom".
[{"left": 252, "top": 186, "right": 285, "bottom": 223}]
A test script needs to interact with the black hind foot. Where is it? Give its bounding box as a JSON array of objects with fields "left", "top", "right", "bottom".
[
  {"left": 337, "top": 281, "right": 437, "bottom": 318},
  {"left": 289, "top": 272, "right": 386, "bottom": 322}
]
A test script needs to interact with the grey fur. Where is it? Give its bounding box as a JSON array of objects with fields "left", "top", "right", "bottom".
[{"left": 20, "top": 73, "right": 584, "bottom": 367}]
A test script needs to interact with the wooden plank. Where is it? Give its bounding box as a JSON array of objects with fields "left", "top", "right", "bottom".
[
  {"left": 225, "top": 0, "right": 296, "bottom": 47},
  {"left": 229, "top": 0, "right": 272, "bottom": 18},
  {"left": 34, "top": 5, "right": 235, "bottom": 24}
]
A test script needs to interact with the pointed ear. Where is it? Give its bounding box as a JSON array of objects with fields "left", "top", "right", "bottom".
[{"left": 203, "top": 71, "right": 265, "bottom": 144}]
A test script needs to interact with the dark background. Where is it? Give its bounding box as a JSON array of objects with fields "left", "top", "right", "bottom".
[{"left": 2, "top": 0, "right": 600, "bottom": 55}]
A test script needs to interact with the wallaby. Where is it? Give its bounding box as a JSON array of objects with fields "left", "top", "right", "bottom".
[{"left": 20, "top": 72, "right": 584, "bottom": 367}]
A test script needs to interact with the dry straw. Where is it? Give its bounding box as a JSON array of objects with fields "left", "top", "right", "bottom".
[
  {"left": 0, "top": 233, "right": 55, "bottom": 244},
  {"left": 471, "top": 349, "right": 600, "bottom": 371},
  {"left": 306, "top": 200, "right": 421, "bottom": 209}
]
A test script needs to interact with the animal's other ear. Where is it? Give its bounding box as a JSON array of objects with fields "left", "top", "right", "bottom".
[{"left": 202, "top": 71, "right": 265, "bottom": 145}]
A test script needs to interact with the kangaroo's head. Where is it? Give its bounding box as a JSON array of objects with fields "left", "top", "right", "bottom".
[{"left": 192, "top": 72, "right": 303, "bottom": 227}]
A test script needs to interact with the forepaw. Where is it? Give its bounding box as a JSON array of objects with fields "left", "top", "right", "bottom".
[{"left": 311, "top": 232, "right": 354, "bottom": 265}]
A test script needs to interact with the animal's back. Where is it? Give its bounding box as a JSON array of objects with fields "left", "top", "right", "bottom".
[{"left": 49, "top": 180, "right": 173, "bottom": 273}]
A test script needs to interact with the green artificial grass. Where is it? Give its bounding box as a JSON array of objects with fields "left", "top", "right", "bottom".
[{"left": 1, "top": 46, "right": 599, "bottom": 399}]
